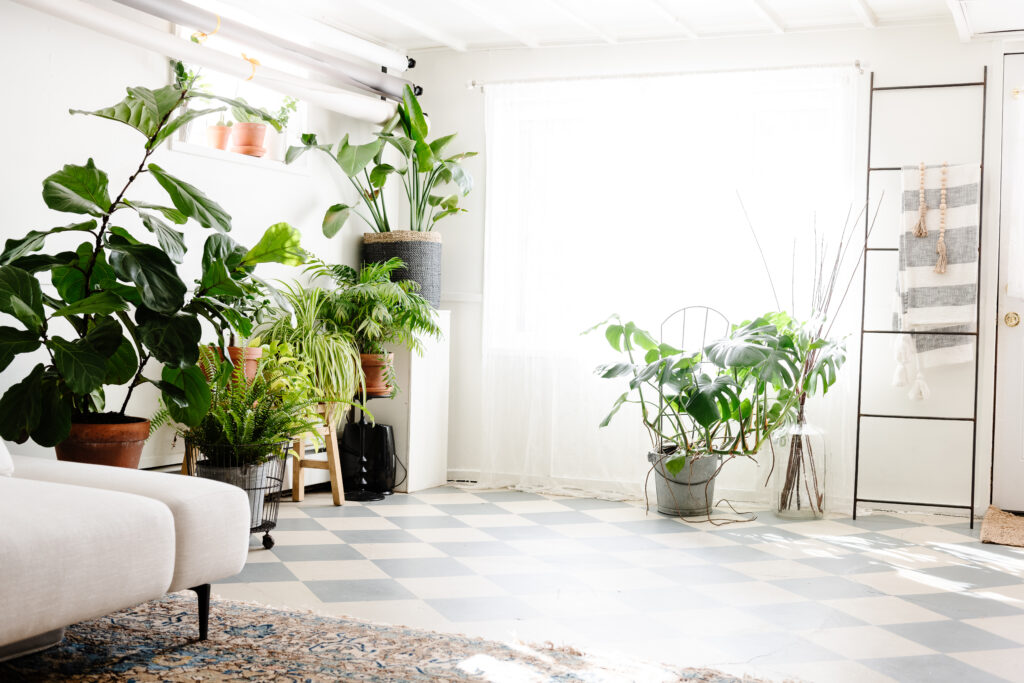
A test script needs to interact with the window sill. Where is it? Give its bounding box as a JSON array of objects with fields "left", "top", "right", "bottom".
[{"left": 168, "top": 138, "right": 310, "bottom": 177}]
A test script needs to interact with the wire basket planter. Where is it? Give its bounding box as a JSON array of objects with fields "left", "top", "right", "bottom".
[{"left": 184, "top": 439, "right": 289, "bottom": 549}]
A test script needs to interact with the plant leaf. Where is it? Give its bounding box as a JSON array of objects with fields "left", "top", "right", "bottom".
[
  {"left": 322, "top": 204, "right": 352, "bottom": 238},
  {"left": 401, "top": 84, "right": 428, "bottom": 141},
  {"left": 161, "top": 364, "right": 211, "bottom": 427},
  {"left": 123, "top": 200, "right": 187, "bottom": 224},
  {"left": 0, "top": 221, "right": 96, "bottom": 267},
  {"left": 69, "top": 85, "right": 180, "bottom": 139},
  {"left": 0, "top": 364, "right": 44, "bottom": 442},
  {"left": 336, "top": 134, "right": 385, "bottom": 177},
  {"left": 107, "top": 237, "right": 187, "bottom": 314},
  {"left": 52, "top": 291, "right": 128, "bottom": 318},
  {"left": 240, "top": 223, "right": 304, "bottom": 266},
  {"left": 42, "top": 160, "right": 111, "bottom": 216},
  {"left": 0, "top": 326, "right": 41, "bottom": 373},
  {"left": 49, "top": 337, "right": 107, "bottom": 394},
  {"left": 139, "top": 212, "right": 187, "bottom": 263},
  {"left": 136, "top": 307, "right": 201, "bottom": 368},
  {"left": 148, "top": 163, "right": 232, "bottom": 232},
  {"left": 0, "top": 267, "right": 45, "bottom": 333},
  {"left": 152, "top": 106, "right": 224, "bottom": 148}
]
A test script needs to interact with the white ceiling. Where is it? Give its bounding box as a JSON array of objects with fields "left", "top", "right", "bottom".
[{"left": 245, "top": 0, "right": 956, "bottom": 53}]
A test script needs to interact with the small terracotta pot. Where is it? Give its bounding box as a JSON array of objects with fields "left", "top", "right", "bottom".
[
  {"left": 230, "top": 122, "right": 268, "bottom": 156},
  {"left": 55, "top": 417, "right": 151, "bottom": 469},
  {"left": 206, "top": 125, "right": 232, "bottom": 150},
  {"left": 360, "top": 353, "right": 394, "bottom": 397},
  {"left": 201, "top": 346, "right": 263, "bottom": 382}
]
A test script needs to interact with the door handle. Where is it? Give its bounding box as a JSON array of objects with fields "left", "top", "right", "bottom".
[{"left": 1006, "top": 312, "right": 1021, "bottom": 327}]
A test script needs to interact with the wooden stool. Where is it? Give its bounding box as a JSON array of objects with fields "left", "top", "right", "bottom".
[{"left": 292, "top": 404, "right": 344, "bottom": 506}]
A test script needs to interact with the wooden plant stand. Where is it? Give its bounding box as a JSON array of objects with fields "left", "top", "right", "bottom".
[{"left": 291, "top": 404, "right": 345, "bottom": 506}]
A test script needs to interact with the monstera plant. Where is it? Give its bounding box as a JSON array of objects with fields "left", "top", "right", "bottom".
[{"left": 0, "top": 63, "right": 303, "bottom": 468}]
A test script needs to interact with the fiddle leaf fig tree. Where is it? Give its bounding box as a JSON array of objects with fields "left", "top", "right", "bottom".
[{"left": 0, "top": 66, "right": 305, "bottom": 446}]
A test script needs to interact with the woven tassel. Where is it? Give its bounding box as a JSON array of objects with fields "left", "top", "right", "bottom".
[
  {"left": 908, "top": 371, "right": 931, "bottom": 401},
  {"left": 934, "top": 238, "right": 948, "bottom": 274},
  {"left": 913, "top": 213, "right": 928, "bottom": 238},
  {"left": 892, "top": 363, "right": 909, "bottom": 387}
]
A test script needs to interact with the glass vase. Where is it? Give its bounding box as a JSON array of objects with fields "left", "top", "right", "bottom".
[{"left": 774, "top": 417, "right": 827, "bottom": 519}]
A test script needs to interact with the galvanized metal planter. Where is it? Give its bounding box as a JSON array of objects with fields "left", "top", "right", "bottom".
[{"left": 647, "top": 451, "right": 722, "bottom": 516}]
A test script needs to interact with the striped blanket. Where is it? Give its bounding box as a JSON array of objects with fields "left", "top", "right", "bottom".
[{"left": 893, "top": 162, "right": 979, "bottom": 399}]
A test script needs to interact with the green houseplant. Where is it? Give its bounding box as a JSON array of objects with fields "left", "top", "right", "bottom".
[
  {"left": 287, "top": 85, "right": 476, "bottom": 307},
  {"left": 592, "top": 315, "right": 802, "bottom": 516},
  {"left": 308, "top": 257, "right": 441, "bottom": 396},
  {"left": 0, "top": 65, "right": 304, "bottom": 468},
  {"left": 229, "top": 96, "right": 282, "bottom": 157}
]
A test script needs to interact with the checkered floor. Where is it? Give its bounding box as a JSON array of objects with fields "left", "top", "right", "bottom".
[{"left": 211, "top": 487, "right": 1024, "bottom": 683}]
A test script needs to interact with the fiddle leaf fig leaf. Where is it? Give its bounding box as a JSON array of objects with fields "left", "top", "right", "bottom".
[
  {"left": 0, "top": 327, "right": 41, "bottom": 373},
  {"left": 148, "top": 164, "right": 232, "bottom": 233},
  {"left": 191, "top": 93, "right": 282, "bottom": 132},
  {"left": 151, "top": 107, "right": 223, "bottom": 149},
  {"left": 0, "top": 364, "right": 44, "bottom": 443},
  {"left": 42, "top": 160, "right": 111, "bottom": 216},
  {"left": 52, "top": 291, "right": 128, "bottom": 318},
  {"left": 160, "top": 364, "right": 211, "bottom": 427},
  {"left": 199, "top": 260, "right": 246, "bottom": 297},
  {"left": 32, "top": 374, "right": 72, "bottom": 447},
  {"left": 240, "top": 223, "right": 304, "bottom": 267},
  {"left": 136, "top": 307, "right": 201, "bottom": 368},
  {"left": 122, "top": 200, "right": 187, "bottom": 225},
  {"left": 107, "top": 237, "right": 187, "bottom": 314},
  {"left": 322, "top": 204, "right": 352, "bottom": 238},
  {"left": 103, "top": 337, "right": 138, "bottom": 386},
  {"left": 202, "top": 234, "right": 247, "bottom": 273},
  {"left": 49, "top": 337, "right": 107, "bottom": 395},
  {"left": 0, "top": 221, "right": 96, "bottom": 267},
  {"left": 0, "top": 267, "right": 45, "bottom": 333},
  {"left": 69, "top": 85, "right": 180, "bottom": 139},
  {"left": 139, "top": 212, "right": 187, "bottom": 263}
]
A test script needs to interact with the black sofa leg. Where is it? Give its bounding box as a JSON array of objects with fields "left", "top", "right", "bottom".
[{"left": 190, "top": 584, "right": 211, "bottom": 641}]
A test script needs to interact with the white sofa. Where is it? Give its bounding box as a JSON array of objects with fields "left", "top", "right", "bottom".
[{"left": 0, "top": 454, "right": 251, "bottom": 660}]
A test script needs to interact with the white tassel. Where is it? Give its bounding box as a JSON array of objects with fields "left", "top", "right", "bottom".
[
  {"left": 908, "top": 371, "right": 931, "bottom": 401},
  {"left": 892, "top": 363, "right": 909, "bottom": 387},
  {"left": 892, "top": 335, "right": 913, "bottom": 387}
]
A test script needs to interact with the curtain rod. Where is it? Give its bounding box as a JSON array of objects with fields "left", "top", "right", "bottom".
[{"left": 468, "top": 60, "right": 864, "bottom": 90}]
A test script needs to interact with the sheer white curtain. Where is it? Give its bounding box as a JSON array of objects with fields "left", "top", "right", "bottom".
[{"left": 479, "top": 67, "right": 858, "bottom": 497}]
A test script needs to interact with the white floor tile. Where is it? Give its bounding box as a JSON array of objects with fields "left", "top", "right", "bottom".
[
  {"left": 349, "top": 542, "right": 447, "bottom": 559},
  {"left": 803, "top": 625, "right": 936, "bottom": 659},
  {"left": 314, "top": 516, "right": 401, "bottom": 531},
  {"left": 284, "top": 560, "right": 390, "bottom": 581},
  {"left": 397, "top": 575, "right": 508, "bottom": 600},
  {"left": 822, "top": 596, "right": 949, "bottom": 625}
]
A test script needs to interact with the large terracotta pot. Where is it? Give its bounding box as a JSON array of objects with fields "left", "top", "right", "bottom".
[
  {"left": 206, "top": 124, "right": 232, "bottom": 150},
  {"left": 230, "top": 122, "right": 268, "bottom": 157},
  {"left": 201, "top": 346, "right": 263, "bottom": 382},
  {"left": 55, "top": 417, "right": 150, "bottom": 469},
  {"left": 360, "top": 353, "right": 394, "bottom": 397}
]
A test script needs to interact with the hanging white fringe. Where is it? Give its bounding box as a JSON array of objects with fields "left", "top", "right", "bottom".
[
  {"left": 892, "top": 335, "right": 914, "bottom": 388},
  {"left": 908, "top": 370, "right": 931, "bottom": 401}
]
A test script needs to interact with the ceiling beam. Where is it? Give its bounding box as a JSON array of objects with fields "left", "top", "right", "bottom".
[
  {"left": 945, "top": 0, "right": 972, "bottom": 41},
  {"left": 642, "top": 0, "right": 699, "bottom": 38},
  {"left": 750, "top": 0, "right": 785, "bottom": 33},
  {"left": 444, "top": 0, "right": 542, "bottom": 48},
  {"left": 348, "top": 0, "right": 468, "bottom": 51},
  {"left": 849, "top": 0, "right": 878, "bottom": 28},
  {"left": 548, "top": 0, "right": 618, "bottom": 44}
]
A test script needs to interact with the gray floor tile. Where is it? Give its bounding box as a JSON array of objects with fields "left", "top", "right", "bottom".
[
  {"left": 795, "top": 554, "right": 890, "bottom": 575},
  {"left": 680, "top": 544, "right": 777, "bottom": 564},
  {"left": 427, "top": 596, "right": 541, "bottom": 621},
  {"left": 557, "top": 497, "right": 631, "bottom": 510},
  {"left": 306, "top": 578, "right": 417, "bottom": 602},
  {"left": 373, "top": 557, "right": 475, "bottom": 579},
  {"left": 914, "top": 564, "right": 1023, "bottom": 589},
  {"left": 903, "top": 591, "right": 1023, "bottom": 619},
  {"left": 864, "top": 655, "right": 1007, "bottom": 683},
  {"left": 821, "top": 532, "right": 915, "bottom": 552},
  {"left": 582, "top": 536, "right": 670, "bottom": 552},
  {"left": 651, "top": 564, "right": 753, "bottom": 585},
  {"left": 885, "top": 620, "right": 1021, "bottom": 653},
  {"left": 544, "top": 553, "right": 633, "bottom": 569},
  {"left": 431, "top": 541, "right": 521, "bottom": 557},
  {"left": 843, "top": 514, "right": 924, "bottom": 530},
  {"left": 747, "top": 601, "right": 866, "bottom": 631},
  {"left": 520, "top": 511, "right": 599, "bottom": 525},
  {"left": 614, "top": 519, "right": 696, "bottom": 535},
  {"left": 332, "top": 529, "right": 422, "bottom": 544},
  {"left": 773, "top": 576, "right": 884, "bottom": 600},
  {"left": 362, "top": 495, "right": 426, "bottom": 506},
  {"left": 473, "top": 490, "right": 547, "bottom": 502},
  {"left": 617, "top": 587, "right": 720, "bottom": 612},
  {"left": 703, "top": 631, "right": 843, "bottom": 664},
  {"left": 302, "top": 504, "right": 380, "bottom": 518},
  {"left": 217, "top": 562, "right": 298, "bottom": 583},
  {"left": 436, "top": 503, "right": 508, "bottom": 516},
  {"left": 272, "top": 517, "right": 328, "bottom": 531},
  {"left": 484, "top": 526, "right": 565, "bottom": 541},
  {"left": 716, "top": 526, "right": 811, "bottom": 544},
  {"left": 385, "top": 515, "right": 470, "bottom": 529},
  {"left": 488, "top": 572, "right": 575, "bottom": 595},
  {"left": 271, "top": 544, "right": 365, "bottom": 562}
]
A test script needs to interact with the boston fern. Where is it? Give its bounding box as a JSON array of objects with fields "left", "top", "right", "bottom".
[{"left": 0, "top": 64, "right": 303, "bottom": 446}]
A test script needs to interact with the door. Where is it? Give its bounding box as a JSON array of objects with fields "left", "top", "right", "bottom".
[{"left": 993, "top": 53, "right": 1024, "bottom": 512}]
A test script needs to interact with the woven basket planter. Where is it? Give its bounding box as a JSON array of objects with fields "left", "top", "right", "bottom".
[{"left": 362, "top": 231, "right": 441, "bottom": 308}]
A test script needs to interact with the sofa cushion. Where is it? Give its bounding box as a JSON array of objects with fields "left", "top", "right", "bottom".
[
  {"left": 12, "top": 456, "right": 250, "bottom": 592},
  {"left": 0, "top": 477, "right": 175, "bottom": 650},
  {"left": 0, "top": 441, "right": 12, "bottom": 476}
]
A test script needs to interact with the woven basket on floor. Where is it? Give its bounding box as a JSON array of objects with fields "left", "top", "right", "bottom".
[{"left": 362, "top": 231, "right": 442, "bottom": 308}]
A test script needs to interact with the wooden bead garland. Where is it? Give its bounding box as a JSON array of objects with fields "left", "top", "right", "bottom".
[
  {"left": 913, "top": 161, "right": 928, "bottom": 237},
  {"left": 935, "top": 161, "right": 948, "bottom": 274}
]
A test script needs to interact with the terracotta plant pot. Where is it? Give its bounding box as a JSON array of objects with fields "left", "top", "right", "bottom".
[
  {"left": 206, "top": 124, "right": 232, "bottom": 150},
  {"left": 360, "top": 353, "right": 394, "bottom": 397},
  {"left": 201, "top": 346, "right": 263, "bottom": 382},
  {"left": 55, "top": 416, "right": 151, "bottom": 469},
  {"left": 230, "top": 122, "right": 268, "bottom": 157}
]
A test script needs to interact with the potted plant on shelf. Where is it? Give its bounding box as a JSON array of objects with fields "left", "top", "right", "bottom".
[
  {"left": 311, "top": 257, "right": 440, "bottom": 396},
  {"left": 592, "top": 315, "right": 801, "bottom": 516},
  {"left": 287, "top": 85, "right": 476, "bottom": 307},
  {"left": 267, "top": 96, "right": 298, "bottom": 161},
  {"left": 230, "top": 97, "right": 282, "bottom": 157},
  {"left": 177, "top": 345, "right": 321, "bottom": 547},
  {"left": 0, "top": 66, "right": 305, "bottom": 468},
  {"left": 206, "top": 115, "right": 232, "bottom": 150}
]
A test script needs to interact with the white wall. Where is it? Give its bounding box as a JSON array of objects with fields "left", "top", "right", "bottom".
[
  {"left": 411, "top": 24, "right": 1006, "bottom": 514},
  {"left": 0, "top": 0, "right": 372, "bottom": 466}
]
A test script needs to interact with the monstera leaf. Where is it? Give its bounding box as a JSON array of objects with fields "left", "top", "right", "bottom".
[{"left": 683, "top": 374, "right": 740, "bottom": 429}]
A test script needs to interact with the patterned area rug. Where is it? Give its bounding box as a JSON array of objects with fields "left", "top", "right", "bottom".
[
  {"left": 981, "top": 505, "right": 1024, "bottom": 548},
  {"left": 1, "top": 593, "right": 768, "bottom": 682}
]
